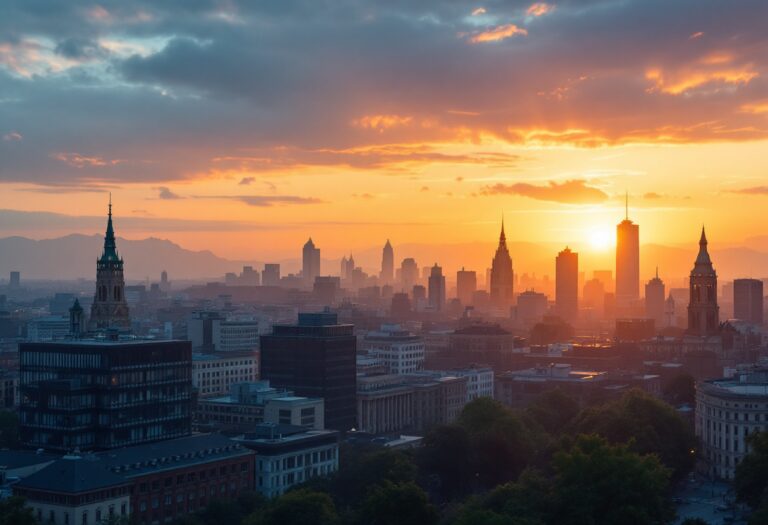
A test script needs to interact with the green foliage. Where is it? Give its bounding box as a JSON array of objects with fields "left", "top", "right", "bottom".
[
  {"left": 355, "top": 481, "right": 438, "bottom": 525},
  {"left": 245, "top": 489, "right": 339, "bottom": 525},
  {"left": 185, "top": 492, "right": 266, "bottom": 525},
  {"left": 662, "top": 374, "right": 696, "bottom": 406},
  {"left": 550, "top": 434, "right": 673, "bottom": 525},
  {"left": 735, "top": 431, "right": 768, "bottom": 509},
  {"left": 0, "top": 410, "right": 20, "bottom": 448},
  {"left": 0, "top": 497, "right": 37, "bottom": 525},
  {"left": 525, "top": 389, "right": 581, "bottom": 436},
  {"left": 571, "top": 389, "right": 696, "bottom": 479},
  {"left": 418, "top": 423, "right": 474, "bottom": 499},
  {"left": 680, "top": 519, "right": 709, "bottom": 525}
]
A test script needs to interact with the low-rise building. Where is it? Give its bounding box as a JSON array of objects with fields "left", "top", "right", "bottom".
[
  {"left": 192, "top": 351, "right": 258, "bottom": 398},
  {"left": 696, "top": 368, "right": 768, "bottom": 480},
  {"left": 495, "top": 364, "right": 607, "bottom": 409},
  {"left": 361, "top": 325, "right": 425, "bottom": 375},
  {"left": 26, "top": 316, "right": 70, "bottom": 342},
  {"left": 234, "top": 424, "right": 339, "bottom": 498}
]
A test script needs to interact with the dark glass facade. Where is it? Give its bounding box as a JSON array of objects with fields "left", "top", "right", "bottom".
[
  {"left": 19, "top": 340, "right": 192, "bottom": 451},
  {"left": 260, "top": 313, "right": 356, "bottom": 432}
]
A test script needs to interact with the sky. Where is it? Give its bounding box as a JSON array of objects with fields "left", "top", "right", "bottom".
[{"left": 1, "top": 0, "right": 768, "bottom": 263}]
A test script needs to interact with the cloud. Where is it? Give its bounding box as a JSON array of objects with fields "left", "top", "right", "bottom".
[
  {"left": 471, "top": 8, "right": 486, "bottom": 16},
  {"left": 204, "top": 195, "right": 325, "bottom": 207},
  {"left": 689, "top": 31, "right": 704, "bottom": 40},
  {"left": 238, "top": 177, "right": 255, "bottom": 185},
  {"left": 2, "top": 131, "right": 22, "bottom": 141},
  {"left": 526, "top": 3, "right": 555, "bottom": 17},
  {"left": 353, "top": 114, "right": 413, "bottom": 132},
  {"left": 644, "top": 192, "right": 663, "bottom": 199},
  {"left": 155, "top": 186, "right": 182, "bottom": 200},
  {"left": 729, "top": 186, "right": 768, "bottom": 195},
  {"left": 480, "top": 179, "right": 609, "bottom": 204},
  {"left": 466, "top": 24, "right": 528, "bottom": 44},
  {"left": 51, "top": 152, "right": 123, "bottom": 168}
]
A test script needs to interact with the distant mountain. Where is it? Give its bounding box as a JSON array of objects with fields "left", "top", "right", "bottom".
[{"left": 0, "top": 234, "right": 254, "bottom": 281}]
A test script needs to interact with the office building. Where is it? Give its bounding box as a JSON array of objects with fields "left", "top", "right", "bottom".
[
  {"left": 361, "top": 324, "right": 425, "bottom": 375},
  {"left": 696, "top": 368, "right": 768, "bottom": 479},
  {"left": 19, "top": 340, "right": 192, "bottom": 451},
  {"left": 644, "top": 268, "right": 666, "bottom": 326},
  {"left": 262, "top": 264, "right": 281, "bottom": 286},
  {"left": 456, "top": 267, "right": 477, "bottom": 306},
  {"left": 555, "top": 247, "right": 578, "bottom": 322},
  {"left": 490, "top": 219, "right": 514, "bottom": 310},
  {"left": 380, "top": 240, "right": 394, "bottom": 284},
  {"left": 9, "top": 271, "right": 21, "bottom": 289},
  {"left": 188, "top": 311, "right": 260, "bottom": 353},
  {"left": 516, "top": 290, "right": 548, "bottom": 326},
  {"left": 302, "top": 238, "right": 321, "bottom": 286},
  {"left": 89, "top": 198, "right": 131, "bottom": 330},
  {"left": 616, "top": 199, "right": 640, "bottom": 310},
  {"left": 260, "top": 312, "right": 356, "bottom": 431},
  {"left": 427, "top": 264, "right": 446, "bottom": 312},
  {"left": 400, "top": 258, "right": 419, "bottom": 292},
  {"left": 26, "top": 316, "right": 70, "bottom": 342},
  {"left": 191, "top": 351, "right": 259, "bottom": 397},
  {"left": 734, "top": 278, "right": 763, "bottom": 325},
  {"left": 687, "top": 228, "right": 719, "bottom": 336}
]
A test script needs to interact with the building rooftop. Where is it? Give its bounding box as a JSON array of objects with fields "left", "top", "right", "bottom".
[
  {"left": 0, "top": 450, "right": 58, "bottom": 470},
  {"left": 15, "top": 456, "right": 129, "bottom": 494}
]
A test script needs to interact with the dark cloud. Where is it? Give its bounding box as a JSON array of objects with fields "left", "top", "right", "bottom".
[
  {"left": 480, "top": 179, "right": 609, "bottom": 204},
  {"left": 155, "top": 186, "right": 182, "bottom": 199},
  {"left": 238, "top": 177, "right": 255, "bottom": 185}
]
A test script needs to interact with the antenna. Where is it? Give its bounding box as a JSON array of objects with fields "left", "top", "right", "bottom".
[
  {"left": 109, "top": 192, "right": 112, "bottom": 216},
  {"left": 625, "top": 191, "right": 628, "bottom": 220}
]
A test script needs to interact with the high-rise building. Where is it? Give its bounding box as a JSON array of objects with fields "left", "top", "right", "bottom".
[
  {"left": 644, "top": 268, "right": 666, "bottom": 326},
  {"left": 456, "top": 267, "right": 477, "bottom": 306},
  {"left": 555, "top": 247, "right": 578, "bottom": 322},
  {"left": 734, "top": 278, "right": 763, "bottom": 325},
  {"left": 380, "top": 240, "right": 394, "bottom": 284},
  {"left": 490, "top": 219, "right": 514, "bottom": 310},
  {"left": 259, "top": 312, "right": 356, "bottom": 431},
  {"left": 582, "top": 278, "right": 605, "bottom": 316},
  {"left": 593, "top": 270, "right": 614, "bottom": 293},
  {"left": 160, "top": 270, "right": 169, "bottom": 291},
  {"left": 400, "top": 258, "right": 419, "bottom": 292},
  {"left": 9, "top": 271, "right": 21, "bottom": 289},
  {"left": 516, "top": 290, "right": 548, "bottom": 326},
  {"left": 19, "top": 340, "right": 192, "bottom": 451},
  {"left": 616, "top": 198, "right": 639, "bottom": 309},
  {"left": 687, "top": 227, "right": 719, "bottom": 336},
  {"left": 428, "top": 264, "right": 446, "bottom": 311},
  {"left": 240, "top": 265, "right": 260, "bottom": 286},
  {"left": 302, "top": 238, "right": 321, "bottom": 285},
  {"left": 262, "top": 263, "right": 281, "bottom": 286},
  {"left": 89, "top": 197, "right": 130, "bottom": 331}
]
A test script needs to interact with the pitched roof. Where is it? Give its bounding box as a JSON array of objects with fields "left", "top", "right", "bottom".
[{"left": 16, "top": 457, "right": 128, "bottom": 493}]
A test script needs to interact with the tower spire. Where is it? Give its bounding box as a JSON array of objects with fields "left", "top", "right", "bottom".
[
  {"left": 625, "top": 191, "right": 628, "bottom": 220},
  {"left": 500, "top": 213, "right": 506, "bottom": 243}
]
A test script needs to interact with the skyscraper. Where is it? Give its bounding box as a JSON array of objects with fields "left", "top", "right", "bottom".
[
  {"left": 428, "top": 264, "right": 446, "bottom": 311},
  {"left": 490, "top": 218, "right": 514, "bottom": 310},
  {"left": 644, "top": 268, "right": 665, "bottom": 326},
  {"left": 89, "top": 197, "right": 130, "bottom": 331},
  {"left": 302, "top": 238, "right": 321, "bottom": 285},
  {"left": 616, "top": 197, "right": 639, "bottom": 310},
  {"left": 259, "top": 312, "right": 356, "bottom": 431},
  {"left": 380, "top": 240, "right": 394, "bottom": 284},
  {"left": 687, "top": 227, "right": 719, "bottom": 336},
  {"left": 400, "top": 258, "right": 419, "bottom": 292},
  {"left": 734, "top": 278, "right": 763, "bottom": 325},
  {"left": 262, "top": 263, "right": 281, "bottom": 286},
  {"left": 555, "top": 247, "right": 578, "bottom": 322},
  {"left": 456, "top": 267, "right": 477, "bottom": 306}
]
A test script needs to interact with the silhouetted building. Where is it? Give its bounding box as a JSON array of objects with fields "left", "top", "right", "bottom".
[
  {"left": 616, "top": 199, "right": 640, "bottom": 310},
  {"left": 313, "top": 276, "right": 340, "bottom": 305},
  {"left": 490, "top": 219, "right": 514, "bottom": 310},
  {"left": 687, "top": 228, "right": 719, "bottom": 336},
  {"left": 390, "top": 292, "right": 412, "bottom": 319},
  {"left": 262, "top": 263, "right": 281, "bottom": 286},
  {"left": 302, "top": 238, "right": 321, "bottom": 285},
  {"left": 260, "top": 312, "right": 356, "bottom": 431},
  {"left": 19, "top": 340, "right": 192, "bottom": 451},
  {"left": 645, "top": 268, "right": 666, "bottom": 326},
  {"left": 240, "top": 266, "right": 260, "bottom": 286},
  {"left": 734, "top": 278, "right": 763, "bottom": 325},
  {"left": 456, "top": 267, "right": 477, "bottom": 306},
  {"left": 555, "top": 247, "right": 578, "bottom": 322},
  {"left": 9, "top": 270, "right": 20, "bottom": 289},
  {"left": 428, "top": 264, "right": 446, "bottom": 311},
  {"left": 380, "top": 240, "right": 394, "bottom": 284},
  {"left": 69, "top": 299, "right": 85, "bottom": 338},
  {"left": 400, "top": 258, "right": 419, "bottom": 292},
  {"left": 517, "top": 290, "right": 548, "bottom": 326},
  {"left": 89, "top": 198, "right": 130, "bottom": 330},
  {"left": 582, "top": 278, "right": 605, "bottom": 317}
]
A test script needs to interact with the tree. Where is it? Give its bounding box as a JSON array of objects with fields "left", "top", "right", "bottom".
[
  {"left": 549, "top": 434, "right": 673, "bottom": 525},
  {"left": 245, "top": 489, "right": 339, "bottom": 525},
  {"left": 735, "top": 431, "right": 768, "bottom": 509},
  {"left": 356, "top": 481, "right": 438, "bottom": 525},
  {"left": 525, "top": 389, "right": 580, "bottom": 436},
  {"left": 680, "top": 519, "right": 709, "bottom": 525},
  {"left": 418, "top": 423, "right": 474, "bottom": 499},
  {"left": 0, "top": 497, "right": 37, "bottom": 525},
  {"left": 663, "top": 374, "right": 695, "bottom": 406},
  {"left": 572, "top": 389, "right": 696, "bottom": 480}
]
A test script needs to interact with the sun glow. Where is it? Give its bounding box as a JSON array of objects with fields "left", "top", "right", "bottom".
[{"left": 588, "top": 227, "right": 613, "bottom": 251}]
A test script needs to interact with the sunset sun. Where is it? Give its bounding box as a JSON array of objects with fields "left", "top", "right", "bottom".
[{"left": 588, "top": 227, "right": 613, "bottom": 251}]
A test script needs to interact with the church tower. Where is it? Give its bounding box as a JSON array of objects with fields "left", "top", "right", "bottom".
[
  {"left": 490, "top": 217, "right": 514, "bottom": 310},
  {"left": 89, "top": 196, "right": 131, "bottom": 331},
  {"left": 687, "top": 227, "right": 719, "bottom": 336}
]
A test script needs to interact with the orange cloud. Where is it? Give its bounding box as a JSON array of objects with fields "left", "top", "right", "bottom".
[
  {"left": 353, "top": 114, "right": 413, "bottom": 132},
  {"left": 467, "top": 24, "right": 528, "bottom": 44},
  {"left": 480, "top": 179, "right": 609, "bottom": 204},
  {"left": 740, "top": 101, "right": 768, "bottom": 114},
  {"left": 52, "top": 152, "right": 123, "bottom": 168},
  {"left": 645, "top": 64, "right": 758, "bottom": 95},
  {"left": 526, "top": 3, "right": 555, "bottom": 17}
]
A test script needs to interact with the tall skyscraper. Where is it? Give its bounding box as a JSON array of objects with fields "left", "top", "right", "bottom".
[
  {"left": 644, "top": 268, "right": 665, "bottom": 326},
  {"left": 302, "top": 238, "right": 321, "bottom": 285},
  {"left": 260, "top": 312, "right": 356, "bottom": 431},
  {"left": 555, "top": 247, "right": 578, "bottom": 322},
  {"left": 734, "top": 278, "right": 763, "bottom": 325},
  {"left": 89, "top": 197, "right": 130, "bottom": 331},
  {"left": 687, "top": 227, "right": 719, "bottom": 336},
  {"left": 9, "top": 271, "right": 20, "bottom": 289},
  {"left": 490, "top": 219, "right": 514, "bottom": 310},
  {"left": 456, "top": 267, "right": 477, "bottom": 306},
  {"left": 380, "top": 240, "right": 394, "bottom": 284},
  {"left": 616, "top": 197, "right": 639, "bottom": 309},
  {"left": 428, "top": 264, "right": 446, "bottom": 311},
  {"left": 400, "top": 258, "right": 419, "bottom": 292},
  {"left": 262, "top": 263, "right": 281, "bottom": 286}
]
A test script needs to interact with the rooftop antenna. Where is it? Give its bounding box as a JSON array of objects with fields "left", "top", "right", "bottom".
[{"left": 625, "top": 191, "right": 628, "bottom": 220}]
